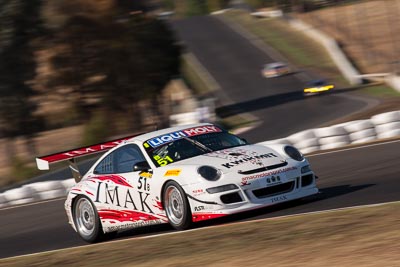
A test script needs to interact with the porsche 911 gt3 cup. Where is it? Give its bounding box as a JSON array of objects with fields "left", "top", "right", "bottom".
[{"left": 36, "top": 123, "right": 319, "bottom": 242}]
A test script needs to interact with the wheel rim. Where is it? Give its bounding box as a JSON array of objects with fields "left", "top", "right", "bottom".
[
  {"left": 165, "top": 186, "right": 184, "bottom": 225},
  {"left": 75, "top": 198, "right": 96, "bottom": 237}
]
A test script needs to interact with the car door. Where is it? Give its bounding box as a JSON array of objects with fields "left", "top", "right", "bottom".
[{"left": 92, "top": 144, "right": 164, "bottom": 231}]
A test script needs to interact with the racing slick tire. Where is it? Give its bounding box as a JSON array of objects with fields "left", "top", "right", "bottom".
[
  {"left": 163, "top": 181, "right": 192, "bottom": 230},
  {"left": 73, "top": 195, "right": 112, "bottom": 243}
]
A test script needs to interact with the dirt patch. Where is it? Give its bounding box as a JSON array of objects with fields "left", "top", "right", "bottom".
[
  {"left": 296, "top": 0, "right": 400, "bottom": 74},
  {"left": 1, "top": 202, "right": 400, "bottom": 266}
]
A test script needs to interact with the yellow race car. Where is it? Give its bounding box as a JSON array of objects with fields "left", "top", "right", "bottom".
[{"left": 303, "top": 79, "right": 334, "bottom": 95}]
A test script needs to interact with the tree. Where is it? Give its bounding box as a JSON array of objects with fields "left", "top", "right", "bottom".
[
  {"left": 46, "top": 0, "right": 181, "bottom": 132},
  {"left": 206, "top": 0, "right": 230, "bottom": 12},
  {"left": 0, "top": 0, "right": 45, "bottom": 158}
]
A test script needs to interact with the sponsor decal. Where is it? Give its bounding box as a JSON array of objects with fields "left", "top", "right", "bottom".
[
  {"left": 194, "top": 206, "right": 205, "bottom": 211},
  {"left": 153, "top": 155, "right": 174, "bottom": 167},
  {"left": 222, "top": 153, "right": 278, "bottom": 169},
  {"left": 241, "top": 166, "right": 297, "bottom": 182},
  {"left": 271, "top": 195, "right": 287, "bottom": 203},
  {"left": 267, "top": 175, "right": 281, "bottom": 185},
  {"left": 192, "top": 189, "right": 206, "bottom": 197},
  {"left": 147, "top": 126, "right": 222, "bottom": 147},
  {"left": 40, "top": 135, "right": 136, "bottom": 163},
  {"left": 95, "top": 182, "right": 154, "bottom": 214},
  {"left": 104, "top": 219, "right": 166, "bottom": 232},
  {"left": 207, "top": 148, "right": 255, "bottom": 160},
  {"left": 139, "top": 171, "right": 153, "bottom": 178},
  {"left": 241, "top": 181, "right": 251, "bottom": 186},
  {"left": 164, "top": 169, "right": 181, "bottom": 177}
]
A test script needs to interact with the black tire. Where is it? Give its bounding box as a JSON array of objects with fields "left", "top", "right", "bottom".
[
  {"left": 72, "top": 195, "right": 107, "bottom": 243},
  {"left": 163, "top": 181, "right": 192, "bottom": 230}
]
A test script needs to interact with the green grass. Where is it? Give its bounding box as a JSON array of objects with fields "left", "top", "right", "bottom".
[
  {"left": 221, "top": 10, "right": 348, "bottom": 86},
  {"left": 180, "top": 54, "right": 214, "bottom": 95},
  {"left": 359, "top": 84, "right": 400, "bottom": 98}
]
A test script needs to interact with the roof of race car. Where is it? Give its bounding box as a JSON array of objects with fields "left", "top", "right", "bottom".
[
  {"left": 264, "top": 62, "right": 286, "bottom": 69},
  {"left": 129, "top": 122, "right": 218, "bottom": 143}
]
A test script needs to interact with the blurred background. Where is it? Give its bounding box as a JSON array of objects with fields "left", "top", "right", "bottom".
[{"left": 1, "top": 0, "right": 399, "bottom": 187}]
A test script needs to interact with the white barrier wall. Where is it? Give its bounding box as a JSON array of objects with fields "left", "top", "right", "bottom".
[
  {"left": 287, "top": 18, "right": 362, "bottom": 85},
  {"left": 261, "top": 110, "right": 400, "bottom": 154},
  {"left": 1, "top": 110, "right": 399, "bottom": 208}
]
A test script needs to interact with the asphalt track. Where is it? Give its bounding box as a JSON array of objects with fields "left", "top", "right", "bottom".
[
  {"left": 171, "top": 16, "right": 368, "bottom": 141},
  {"left": 1, "top": 140, "right": 399, "bottom": 259}
]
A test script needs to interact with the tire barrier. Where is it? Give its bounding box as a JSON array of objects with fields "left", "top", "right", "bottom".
[
  {"left": 1, "top": 111, "right": 399, "bottom": 208},
  {"left": 266, "top": 110, "right": 400, "bottom": 154},
  {"left": 0, "top": 178, "right": 74, "bottom": 208}
]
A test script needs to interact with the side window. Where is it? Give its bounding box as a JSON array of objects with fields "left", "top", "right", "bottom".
[
  {"left": 94, "top": 144, "right": 146, "bottom": 174},
  {"left": 94, "top": 153, "right": 114, "bottom": 174},
  {"left": 114, "top": 144, "right": 146, "bottom": 173}
]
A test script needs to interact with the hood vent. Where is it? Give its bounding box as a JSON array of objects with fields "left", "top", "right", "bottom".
[{"left": 238, "top": 161, "right": 288, "bottom": 175}]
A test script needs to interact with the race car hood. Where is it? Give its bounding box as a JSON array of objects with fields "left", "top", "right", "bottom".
[{"left": 182, "top": 144, "right": 287, "bottom": 174}]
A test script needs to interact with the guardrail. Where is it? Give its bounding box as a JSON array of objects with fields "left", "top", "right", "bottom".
[{"left": 1, "top": 110, "right": 399, "bottom": 208}]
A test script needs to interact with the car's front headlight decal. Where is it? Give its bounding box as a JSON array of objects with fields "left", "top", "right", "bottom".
[
  {"left": 206, "top": 184, "right": 238, "bottom": 194},
  {"left": 197, "top": 166, "right": 222, "bottom": 181},
  {"left": 301, "top": 165, "right": 312, "bottom": 174}
]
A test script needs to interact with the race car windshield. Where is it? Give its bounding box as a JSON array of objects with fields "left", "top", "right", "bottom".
[{"left": 144, "top": 132, "right": 247, "bottom": 167}]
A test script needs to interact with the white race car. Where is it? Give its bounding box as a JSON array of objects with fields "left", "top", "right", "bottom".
[
  {"left": 262, "top": 62, "right": 290, "bottom": 78},
  {"left": 36, "top": 123, "right": 319, "bottom": 242}
]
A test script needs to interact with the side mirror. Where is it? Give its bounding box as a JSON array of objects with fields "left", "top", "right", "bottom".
[{"left": 133, "top": 161, "right": 151, "bottom": 172}]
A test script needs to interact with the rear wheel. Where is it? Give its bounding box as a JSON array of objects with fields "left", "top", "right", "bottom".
[
  {"left": 163, "top": 181, "right": 192, "bottom": 230},
  {"left": 73, "top": 196, "right": 106, "bottom": 243}
]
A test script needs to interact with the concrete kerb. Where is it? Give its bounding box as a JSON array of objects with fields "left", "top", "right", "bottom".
[{"left": 385, "top": 74, "right": 400, "bottom": 93}]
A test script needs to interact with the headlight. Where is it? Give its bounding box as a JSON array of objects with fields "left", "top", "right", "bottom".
[
  {"left": 284, "top": 146, "right": 304, "bottom": 161},
  {"left": 197, "top": 166, "right": 221, "bottom": 181}
]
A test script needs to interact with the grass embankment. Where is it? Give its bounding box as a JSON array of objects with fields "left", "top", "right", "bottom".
[
  {"left": 221, "top": 10, "right": 343, "bottom": 83},
  {"left": 220, "top": 10, "right": 400, "bottom": 99},
  {"left": 2, "top": 202, "right": 400, "bottom": 266}
]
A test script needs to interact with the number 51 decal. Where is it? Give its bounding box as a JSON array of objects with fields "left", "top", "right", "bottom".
[{"left": 138, "top": 176, "right": 150, "bottom": 191}]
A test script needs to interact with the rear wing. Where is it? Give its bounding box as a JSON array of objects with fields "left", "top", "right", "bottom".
[{"left": 36, "top": 134, "right": 139, "bottom": 182}]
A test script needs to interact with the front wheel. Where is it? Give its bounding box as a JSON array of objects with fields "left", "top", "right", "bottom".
[
  {"left": 73, "top": 196, "right": 106, "bottom": 243},
  {"left": 163, "top": 181, "right": 192, "bottom": 230}
]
